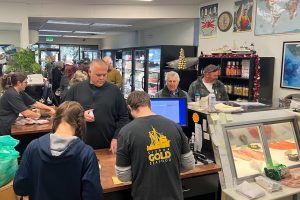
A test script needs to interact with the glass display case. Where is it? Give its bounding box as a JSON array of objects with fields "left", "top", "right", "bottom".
[
  {"left": 204, "top": 109, "right": 300, "bottom": 189},
  {"left": 222, "top": 115, "right": 300, "bottom": 183}
]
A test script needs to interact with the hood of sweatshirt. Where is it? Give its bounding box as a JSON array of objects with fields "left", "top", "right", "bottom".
[{"left": 38, "top": 133, "right": 85, "bottom": 163}]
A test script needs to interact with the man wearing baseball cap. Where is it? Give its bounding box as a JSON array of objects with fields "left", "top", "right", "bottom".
[{"left": 188, "top": 64, "right": 229, "bottom": 101}]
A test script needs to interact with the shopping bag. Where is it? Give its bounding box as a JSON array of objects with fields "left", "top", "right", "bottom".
[{"left": 0, "top": 135, "right": 19, "bottom": 188}]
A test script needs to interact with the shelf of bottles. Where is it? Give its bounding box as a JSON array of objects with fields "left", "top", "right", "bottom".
[
  {"left": 220, "top": 60, "right": 251, "bottom": 100},
  {"left": 134, "top": 50, "right": 146, "bottom": 91},
  {"left": 122, "top": 50, "right": 133, "bottom": 98}
]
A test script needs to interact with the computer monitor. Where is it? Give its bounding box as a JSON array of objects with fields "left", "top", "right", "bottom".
[{"left": 150, "top": 98, "right": 188, "bottom": 127}]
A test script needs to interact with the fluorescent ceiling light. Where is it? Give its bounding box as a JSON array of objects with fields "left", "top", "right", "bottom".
[
  {"left": 39, "top": 34, "right": 62, "bottom": 37},
  {"left": 63, "top": 35, "right": 88, "bottom": 38},
  {"left": 74, "top": 31, "right": 105, "bottom": 35},
  {"left": 91, "top": 23, "right": 132, "bottom": 27},
  {"left": 47, "top": 20, "right": 90, "bottom": 26},
  {"left": 39, "top": 29, "right": 72, "bottom": 33}
]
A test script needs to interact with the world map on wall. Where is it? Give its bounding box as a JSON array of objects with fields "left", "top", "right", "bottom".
[{"left": 255, "top": 0, "right": 300, "bottom": 35}]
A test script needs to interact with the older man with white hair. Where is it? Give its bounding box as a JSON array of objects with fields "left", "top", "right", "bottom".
[{"left": 155, "top": 71, "right": 191, "bottom": 102}]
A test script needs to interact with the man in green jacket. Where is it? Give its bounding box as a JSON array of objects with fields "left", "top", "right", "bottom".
[
  {"left": 103, "top": 56, "right": 122, "bottom": 88},
  {"left": 188, "top": 64, "right": 229, "bottom": 101}
]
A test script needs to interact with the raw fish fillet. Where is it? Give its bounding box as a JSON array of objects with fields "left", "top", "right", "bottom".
[
  {"left": 268, "top": 141, "right": 296, "bottom": 150},
  {"left": 232, "top": 149, "right": 265, "bottom": 161}
]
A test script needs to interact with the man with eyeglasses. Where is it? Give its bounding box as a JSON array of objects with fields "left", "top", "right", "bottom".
[{"left": 63, "top": 59, "right": 129, "bottom": 153}]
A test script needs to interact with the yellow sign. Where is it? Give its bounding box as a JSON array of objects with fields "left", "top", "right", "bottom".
[{"left": 192, "top": 112, "right": 200, "bottom": 123}]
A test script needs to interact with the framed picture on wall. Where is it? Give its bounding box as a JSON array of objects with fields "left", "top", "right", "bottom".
[
  {"left": 281, "top": 41, "right": 300, "bottom": 90},
  {"left": 255, "top": 0, "right": 300, "bottom": 35}
]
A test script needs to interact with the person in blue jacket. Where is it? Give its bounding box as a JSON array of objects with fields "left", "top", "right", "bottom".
[{"left": 13, "top": 101, "right": 103, "bottom": 200}]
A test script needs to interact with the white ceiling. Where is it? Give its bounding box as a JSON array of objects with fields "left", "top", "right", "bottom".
[
  {"left": 29, "top": 17, "right": 195, "bottom": 39},
  {"left": 0, "top": 0, "right": 205, "bottom": 5},
  {"left": 3, "top": 0, "right": 209, "bottom": 39}
]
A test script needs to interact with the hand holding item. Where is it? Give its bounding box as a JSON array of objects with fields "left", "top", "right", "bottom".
[
  {"left": 48, "top": 107, "right": 56, "bottom": 116},
  {"left": 84, "top": 109, "right": 95, "bottom": 122},
  {"left": 110, "top": 139, "right": 117, "bottom": 154}
]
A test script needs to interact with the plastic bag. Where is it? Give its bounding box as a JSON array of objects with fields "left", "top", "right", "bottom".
[{"left": 0, "top": 135, "right": 19, "bottom": 188}]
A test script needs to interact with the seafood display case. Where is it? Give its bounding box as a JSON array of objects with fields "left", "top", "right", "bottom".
[{"left": 210, "top": 109, "right": 300, "bottom": 187}]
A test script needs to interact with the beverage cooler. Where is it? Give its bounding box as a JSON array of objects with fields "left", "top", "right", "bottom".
[
  {"left": 102, "top": 50, "right": 113, "bottom": 58},
  {"left": 122, "top": 49, "right": 133, "bottom": 98},
  {"left": 109, "top": 45, "right": 197, "bottom": 98},
  {"left": 133, "top": 48, "right": 146, "bottom": 92},
  {"left": 115, "top": 50, "right": 123, "bottom": 74}
]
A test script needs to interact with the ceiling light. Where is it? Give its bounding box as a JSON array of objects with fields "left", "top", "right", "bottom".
[
  {"left": 74, "top": 31, "right": 105, "bottom": 35},
  {"left": 63, "top": 35, "right": 88, "bottom": 38},
  {"left": 39, "top": 29, "right": 72, "bottom": 33},
  {"left": 46, "top": 20, "right": 90, "bottom": 26},
  {"left": 39, "top": 34, "right": 62, "bottom": 37},
  {"left": 91, "top": 23, "right": 132, "bottom": 27}
]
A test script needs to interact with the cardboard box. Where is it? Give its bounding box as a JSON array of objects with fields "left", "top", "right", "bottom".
[{"left": 0, "top": 180, "right": 17, "bottom": 200}]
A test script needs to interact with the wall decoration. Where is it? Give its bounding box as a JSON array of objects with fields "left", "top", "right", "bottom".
[
  {"left": 233, "top": 0, "right": 253, "bottom": 32},
  {"left": 281, "top": 41, "right": 300, "bottom": 90},
  {"left": 255, "top": 0, "right": 300, "bottom": 35},
  {"left": 200, "top": 3, "right": 218, "bottom": 38},
  {"left": 218, "top": 11, "right": 233, "bottom": 32}
]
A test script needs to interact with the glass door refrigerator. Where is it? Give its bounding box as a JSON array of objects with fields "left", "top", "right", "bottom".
[
  {"left": 133, "top": 48, "right": 146, "bottom": 91},
  {"left": 102, "top": 50, "right": 113, "bottom": 58},
  {"left": 114, "top": 50, "right": 123, "bottom": 74},
  {"left": 122, "top": 49, "right": 133, "bottom": 98},
  {"left": 146, "top": 48, "right": 161, "bottom": 97}
]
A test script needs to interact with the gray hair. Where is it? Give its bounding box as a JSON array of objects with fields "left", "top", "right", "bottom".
[{"left": 165, "top": 71, "right": 180, "bottom": 82}]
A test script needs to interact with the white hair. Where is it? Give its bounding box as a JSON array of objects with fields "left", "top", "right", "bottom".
[{"left": 165, "top": 71, "right": 180, "bottom": 82}]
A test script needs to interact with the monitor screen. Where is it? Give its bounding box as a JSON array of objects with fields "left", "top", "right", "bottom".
[{"left": 150, "top": 98, "right": 188, "bottom": 126}]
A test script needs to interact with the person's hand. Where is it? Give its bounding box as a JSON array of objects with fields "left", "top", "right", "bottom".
[
  {"left": 48, "top": 107, "right": 56, "bottom": 116},
  {"left": 84, "top": 109, "right": 95, "bottom": 122},
  {"left": 110, "top": 139, "right": 117, "bottom": 154}
]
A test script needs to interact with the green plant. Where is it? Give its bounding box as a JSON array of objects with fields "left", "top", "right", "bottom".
[{"left": 5, "top": 48, "right": 41, "bottom": 74}]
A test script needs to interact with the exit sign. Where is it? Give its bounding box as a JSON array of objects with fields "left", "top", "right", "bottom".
[{"left": 46, "top": 36, "right": 53, "bottom": 42}]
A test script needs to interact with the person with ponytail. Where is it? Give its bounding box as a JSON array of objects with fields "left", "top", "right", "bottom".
[
  {"left": 0, "top": 72, "right": 56, "bottom": 135},
  {"left": 13, "top": 101, "right": 103, "bottom": 200}
]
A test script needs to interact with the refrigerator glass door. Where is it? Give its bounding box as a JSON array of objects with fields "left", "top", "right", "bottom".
[
  {"left": 134, "top": 49, "right": 146, "bottom": 91},
  {"left": 103, "top": 51, "right": 112, "bottom": 58},
  {"left": 147, "top": 48, "right": 161, "bottom": 97},
  {"left": 122, "top": 50, "right": 132, "bottom": 98},
  {"left": 115, "top": 50, "right": 123, "bottom": 74}
]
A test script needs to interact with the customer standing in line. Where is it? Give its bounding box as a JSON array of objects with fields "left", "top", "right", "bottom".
[
  {"left": 155, "top": 71, "right": 191, "bottom": 102},
  {"left": 116, "top": 91, "right": 195, "bottom": 200},
  {"left": 103, "top": 56, "right": 123, "bottom": 88},
  {"left": 188, "top": 64, "right": 229, "bottom": 101},
  {"left": 0, "top": 73, "right": 56, "bottom": 135},
  {"left": 13, "top": 101, "right": 103, "bottom": 200},
  {"left": 63, "top": 59, "right": 129, "bottom": 153}
]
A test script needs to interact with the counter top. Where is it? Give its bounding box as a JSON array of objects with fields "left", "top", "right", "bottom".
[
  {"left": 11, "top": 120, "right": 53, "bottom": 136},
  {"left": 95, "top": 149, "right": 221, "bottom": 193}
]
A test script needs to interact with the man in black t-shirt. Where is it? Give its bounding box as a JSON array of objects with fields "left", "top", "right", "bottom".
[{"left": 116, "top": 91, "right": 195, "bottom": 200}]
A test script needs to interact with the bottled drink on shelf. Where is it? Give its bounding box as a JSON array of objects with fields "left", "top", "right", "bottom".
[
  {"left": 226, "top": 61, "right": 231, "bottom": 76},
  {"left": 208, "top": 92, "right": 216, "bottom": 112},
  {"left": 231, "top": 61, "right": 236, "bottom": 77},
  {"left": 195, "top": 91, "right": 201, "bottom": 103}
]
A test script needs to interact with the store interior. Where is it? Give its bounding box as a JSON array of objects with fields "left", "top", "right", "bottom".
[{"left": 1, "top": 0, "right": 300, "bottom": 199}]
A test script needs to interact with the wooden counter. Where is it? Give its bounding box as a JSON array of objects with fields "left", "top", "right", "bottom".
[
  {"left": 11, "top": 120, "right": 53, "bottom": 136},
  {"left": 95, "top": 149, "right": 221, "bottom": 194}
]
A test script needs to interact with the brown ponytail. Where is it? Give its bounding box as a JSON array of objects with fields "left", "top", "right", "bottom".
[
  {"left": 1, "top": 72, "right": 27, "bottom": 89},
  {"left": 52, "top": 101, "right": 87, "bottom": 140}
]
